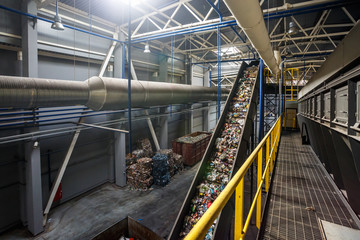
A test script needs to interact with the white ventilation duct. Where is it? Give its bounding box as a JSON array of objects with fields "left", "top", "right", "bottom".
[
  {"left": 274, "top": 50, "right": 282, "bottom": 66},
  {"left": 0, "top": 76, "right": 230, "bottom": 110},
  {"left": 224, "top": 0, "right": 280, "bottom": 74}
]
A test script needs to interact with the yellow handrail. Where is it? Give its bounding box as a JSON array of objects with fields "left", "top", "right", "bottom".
[{"left": 184, "top": 116, "right": 282, "bottom": 240}]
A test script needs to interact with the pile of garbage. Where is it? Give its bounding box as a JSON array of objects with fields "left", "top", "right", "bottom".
[
  {"left": 177, "top": 133, "right": 209, "bottom": 144},
  {"left": 152, "top": 153, "right": 171, "bottom": 187},
  {"left": 126, "top": 138, "right": 154, "bottom": 166},
  {"left": 159, "top": 149, "right": 184, "bottom": 176},
  {"left": 126, "top": 141, "right": 184, "bottom": 190},
  {"left": 138, "top": 138, "right": 153, "bottom": 156},
  {"left": 126, "top": 157, "right": 153, "bottom": 190}
]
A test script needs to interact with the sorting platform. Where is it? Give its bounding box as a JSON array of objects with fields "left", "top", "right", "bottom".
[{"left": 260, "top": 131, "right": 360, "bottom": 240}]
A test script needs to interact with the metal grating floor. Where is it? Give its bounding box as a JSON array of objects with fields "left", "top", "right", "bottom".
[{"left": 261, "top": 131, "right": 360, "bottom": 240}]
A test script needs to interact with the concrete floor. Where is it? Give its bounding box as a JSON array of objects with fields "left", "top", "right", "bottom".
[{"left": 0, "top": 164, "right": 199, "bottom": 240}]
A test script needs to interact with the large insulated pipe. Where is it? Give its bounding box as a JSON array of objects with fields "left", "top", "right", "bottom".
[
  {"left": 0, "top": 76, "right": 229, "bottom": 110},
  {"left": 223, "top": 0, "right": 280, "bottom": 74}
]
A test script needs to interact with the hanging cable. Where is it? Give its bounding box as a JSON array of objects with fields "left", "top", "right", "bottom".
[
  {"left": 73, "top": 0, "right": 76, "bottom": 80},
  {"left": 127, "top": 0, "right": 132, "bottom": 153},
  {"left": 170, "top": 35, "right": 174, "bottom": 117}
]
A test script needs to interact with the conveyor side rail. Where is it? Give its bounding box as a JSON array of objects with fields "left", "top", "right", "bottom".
[{"left": 169, "top": 61, "right": 260, "bottom": 240}]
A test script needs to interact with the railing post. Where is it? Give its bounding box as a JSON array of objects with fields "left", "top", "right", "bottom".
[
  {"left": 256, "top": 147, "right": 263, "bottom": 229},
  {"left": 235, "top": 178, "right": 244, "bottom": 240},
  {"left": 265, "top": 138, "right": 270, "bottom": 192},
  {"left": 274, "top": 124, "right": 278, "bottom": 154},
  {"left": 273, "top": 129, "right": 276, "bottom": 170},
  {"left": 279, "top": 118, "right": 282, "bottom": 142},
  {"left": 278, "top": 122, "right": 280, "bottom": 145},
  {"left": 270, "top": 130, "right": 274, "bottom": 173}
]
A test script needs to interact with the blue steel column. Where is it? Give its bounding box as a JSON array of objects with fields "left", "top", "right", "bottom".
[
  {"left": 122, "top": 44, "right": 126, "bottom": 78},
  {"left": 170, "top": 36, "right": 174, "bottom": 116},
  {"left": 258, "top": 59, "right": 264, "bottom": 141},
  {"left": 127, "top": 2, "right": 132, "bottom": 153},
  {"left": 209, "top": 68, "right": 212, "bottom": 87},
  {"left": 217, "top": 26, "right": 221, "bottom": 120},
  {"left": 171, "top": 37, "right": 174, "bottom": 84}
]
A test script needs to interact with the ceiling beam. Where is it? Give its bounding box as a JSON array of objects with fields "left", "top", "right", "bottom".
[{"left": 121, "top": 0, "right": 192, "bottom": 28}]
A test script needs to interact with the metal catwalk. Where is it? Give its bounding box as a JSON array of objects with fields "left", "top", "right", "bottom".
[{"left": 261, "top": 131, "right": 360, "bottom": 240}]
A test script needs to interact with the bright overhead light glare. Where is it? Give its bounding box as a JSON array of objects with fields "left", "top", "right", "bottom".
[
  {"left": 144, "top": 42, "right": 151, "bottom": 53},
  {"left": 117, "top": 0, "right": 144, "bottom": 6},
  {"left": 288, "top": 21, "right": 299, "bottom": 35},
  {"left": 51, "top": 0, "right": 64, "bottom": 31}
]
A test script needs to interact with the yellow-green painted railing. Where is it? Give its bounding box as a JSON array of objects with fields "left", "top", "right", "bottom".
[{"left": 184, "top": 116, "right": 282, "bottom": 240}]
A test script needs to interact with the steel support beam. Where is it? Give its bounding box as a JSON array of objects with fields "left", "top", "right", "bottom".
[
  {"left": 114, "top": 132, "right": 126, "bottom": 186},
  {"left": 43, "top": 119, "right": 83, "bottom": 222},
  {"left": 145, "top": 110, "right": 161, "bottom": 151},
  {"left": 22, "top": 2, "right": 42, "bottom": 235},
  {"left": 259, "top": 59, "right": 264, "bottom": 141},
  {"left": 114, "top": 32, "right": 126, "bottom": 78},
  {"left": 216, "top": 26, "right": 221, "bottom": 120},
  {"left": 99, "top": 30, "right": 119, "bottom": 77},
  {"left": 22, "top": 0, "right": 38, "bottom": 78},
  {"left": 159, "top": 107, "right": 169, "bottom": 149},
  {"left": 25, "top": 140, "right": 43, "bottom": 235}
]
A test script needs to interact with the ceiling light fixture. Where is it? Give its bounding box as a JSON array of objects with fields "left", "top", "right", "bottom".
[
  {"left": 144, "top": 42, "right": 151, "bottom": 53},
  {"left": 288, "top": 21, "right": 299, "bottom": 35},
  {"left": 51, "top": 0, "right": 64, "bottom": 31}
]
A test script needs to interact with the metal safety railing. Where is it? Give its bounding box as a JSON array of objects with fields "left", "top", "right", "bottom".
[
  {"left": 264, "top": 67, "right": 280, "bottom": 84},
  {"left": 184, "top": 116, "right": 282, "bottom": 240},
  {"left": 283, "top": 68, "right": 299, "bottom": 101}
]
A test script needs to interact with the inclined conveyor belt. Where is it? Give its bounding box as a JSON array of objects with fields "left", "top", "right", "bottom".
[{"left": 169, "top": 61, "right": 260, "bottom": 240}]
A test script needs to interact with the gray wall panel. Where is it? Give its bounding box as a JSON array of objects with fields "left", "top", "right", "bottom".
[
  {"left": 38, "top": 55, "right": 106, "bottom": 81},
  {"left": 0, "top": 185, "right": 20, "bottom": 232},
  {"left": 37, "top": 21, "right": 111, "bottom": 55},
  {"left": 0, "top": 143, "right": 21, "bottom": 232},
  {"left": 0, "top": 0, "right": 22, "bottom": 36},
  {"left": 0, "top": 49, "right": 19, "bottom": 76}
]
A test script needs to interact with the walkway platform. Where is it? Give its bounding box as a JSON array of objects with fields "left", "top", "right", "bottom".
[{"left": 261, "top": 131, "right": 360, "bottom": 240}]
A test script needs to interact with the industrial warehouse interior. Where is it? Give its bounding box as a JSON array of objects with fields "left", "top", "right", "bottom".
[{"left": 0, "top": 0, "right": 360, "bottom": 239}]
